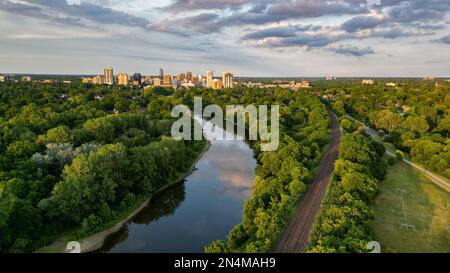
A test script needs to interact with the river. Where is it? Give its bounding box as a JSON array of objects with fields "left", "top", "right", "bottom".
[{"left": 98, "top": 118, "right": 256, "bottom": 252}]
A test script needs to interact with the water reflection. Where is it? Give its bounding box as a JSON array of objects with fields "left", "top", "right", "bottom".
[{"left": 99, "top": 119, "right": 256, "bottom": 253}]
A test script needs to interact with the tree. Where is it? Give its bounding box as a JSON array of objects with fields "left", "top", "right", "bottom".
[
  {"left": 402, "top": 116, "right": 429, "bottom": 135},
  {"left": 38, "top": 126, "right": 72, "bottom": 144},
  {"left": 370, "top": 110, "right": 402, "bottom": 134}
]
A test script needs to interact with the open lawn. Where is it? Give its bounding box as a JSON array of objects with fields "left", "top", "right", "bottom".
[{"left": 372, "top": 158, "right": 450, "bottom": 253}]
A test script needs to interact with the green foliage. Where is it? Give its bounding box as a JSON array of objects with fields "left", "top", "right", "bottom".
[
  {"left": 0, "top": 82, "right": 206, "bottom": 252},
  {"left": 307, "top": 132, "right": 387, "bottom": 253},
  {"left": 201, "top": 88, "right": 331, "bottom": 253},
  {"left": 326, "top": 79, "right": 449, "bottom": 178}
]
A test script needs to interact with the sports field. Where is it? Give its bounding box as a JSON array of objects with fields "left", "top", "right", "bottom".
[{"left": 372, "top": 158, "right": 450, "bottom": 253}]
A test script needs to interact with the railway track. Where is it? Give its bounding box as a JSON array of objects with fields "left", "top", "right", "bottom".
[{"left": 275, "top": 110, "right": 341, "bottom": 253}]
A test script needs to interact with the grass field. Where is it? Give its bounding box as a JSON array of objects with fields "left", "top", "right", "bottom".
[{"left": 372, "top": 158, "right": 450, "bottom": 253}]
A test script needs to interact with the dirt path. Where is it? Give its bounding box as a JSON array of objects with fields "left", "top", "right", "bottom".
[
  {"left": 275, "top": 110, "right": 341, "bottom": 253},
  {"left": 345, "top": 114, "right": 450, "bottom": 192}
]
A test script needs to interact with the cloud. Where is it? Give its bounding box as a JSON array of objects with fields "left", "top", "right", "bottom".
[
  {"left": 0, "top": 0, "right": 150, "bottom": 29},
  {"left": 386, "top": 0, "right": 450, "bottom": 24},
  {"left": 151, "top": 13, "right": 221, "bottom": 35},
  {"left": 342, "top": 14, "right": 386, "bottom": 32},
  {"left": 164, "top": 0, "right": 251, "bottom": 13},
  {"left": 436, "top": 35, "right": 450, "bottom": 44},
  {"left": 241, "top": 25, "right": 299, "bottom": 40},
  {"left": 330, "top": 45, "right": 375, "bottom": 56}
]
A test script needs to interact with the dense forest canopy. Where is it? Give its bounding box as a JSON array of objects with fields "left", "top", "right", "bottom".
[
  {"left": 320, "top": 80, "right": 449, "bottom": 179},
  {"left": 0, "top": 78, "right": 447, "bottom": 253},
  {"left": 0, "top": 82, "right": 205, "bottom": 252}
]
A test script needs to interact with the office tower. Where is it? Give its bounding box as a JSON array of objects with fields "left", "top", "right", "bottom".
[
  {"left": 158, "top": 68, "right": 164, "bottom": 79},
  {"left": 222, "top": 72, "right": 233, "bottom": 88},
  {"left": 104, "top": 67, "right": 114, "bottom": 85},
  {"left": 118, "top": 73, "right": 129, "bottom": 86},
  {"left": 163, "top": 74, "right": 173, "bottom": 85},
  {"left": 186, "top": 72, "right": 193, "bottom": 82},
  {"left": 92, "top": 75, "right": 103, "bottom": 85},
  {"left": 132, "top": 73, "right": 142, "bottom": 83},
  {"left": 206, "top": 70, "right": 213, "bottom": 88}
]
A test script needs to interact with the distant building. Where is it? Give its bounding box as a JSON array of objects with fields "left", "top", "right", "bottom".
[
  {"left": 222, "top": 72, "right": 233, "bottom": 88},
  {"left": 177, "top": 73, "right": 185, "bottom": 82},
  {"left": 82, "top": 77, "right": 93, "bottom": 84},
  {"left": 326, "top": 77, "right": 336, "bottom": 80},
  {"left": 362, "top": 79, "right": 374, "bottom": 85},
  {"left": 158, "top": 68, "right": 164, "bottom": 79},
  {"left": 0, "top": 75, "right": 13, "bottom": 82},
  {"left": 386, "top": 82, "right": 397, "bottom": 87},
  {"left": 132, "top": 73, "right": 142, "bottom": 83},
  {"left": 92, "top": 75, "right": 104, "bottom": 85},
  {"left": 212, "top": 79, "right": 223, "bottom": 90},
  {"left": 192, "top": 75, "right": 200, "bottom": 86},
  {"left": 21, "top": 76, "right": 32, "bottom": 82},
  {"left": 181, "top": 82, "right": 196, "bottom": 88},
  {"left": 153, "top": 78, "right": 161, "bottom": 86},
  {"left": 297, "top": 80, "right": 311, "bottom": 89},
  {"left": 206, "top": 70, "right": 213, "bottom": 88},
  {"left": 104, "top": 67, "right": 114, "bottom": 85},
  {"left": 423, "top": 77, "right": 435, "bottom": 81},
  {"left": 171, "top": 78, "right": 180, "bottom": 88},
  {"left": 117, "top": 73, "right": 129, "bottom": 86},
  {"left": 186, "top": 72, "right": 193, "bottom": 82},
  {"left": 42, "top": 79, "right": 54, "bottom": 84},
  {"left": 163, "top": 74, "right": 173, "bottom": 85}
]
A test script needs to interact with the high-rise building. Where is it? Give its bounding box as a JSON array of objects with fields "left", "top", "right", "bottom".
[
  {"left": 104, "top": 67, "right": 114, "bottom": 85},
  {"left": 206, "top": 70, "right": 213, "bottom": 88},
  {"left": 186, "top": 72, "right": 193, "bottom": 82},
  {"left": 212, "top": 79, "right": 223, "bottom": 90},
  {"left": 132, "top": 73, "right": 142, "bottom": 83},
  {"left": 117, "top": 73, "right": 129, "bottom": 86},
  {"left": 92, "top": 75, "right": 104, "bottom": 85},
  {"left": 222, "top": 72, "right": 233, "bottom": 88},
  {"left": 163, "top": 74, "right": 173, "bottom": 85},
  {"left": 158, "top": 68, "right": 164, "bottom": 79}
]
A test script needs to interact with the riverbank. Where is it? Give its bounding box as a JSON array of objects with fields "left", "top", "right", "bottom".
[{"left": 37, "top": 140, "right": 211, "bottom": 253}]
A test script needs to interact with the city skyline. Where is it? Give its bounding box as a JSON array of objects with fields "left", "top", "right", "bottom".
[{"left": 0, "top": 0, "right": 449, "bottom": 77}]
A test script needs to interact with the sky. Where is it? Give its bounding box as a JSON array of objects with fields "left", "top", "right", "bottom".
[{"left": 0, "top": 0, "right": 449, "bottom": 77}]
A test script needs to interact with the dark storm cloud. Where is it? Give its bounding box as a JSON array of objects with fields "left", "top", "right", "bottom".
[
  {"left": 330, "top": 45, "right": 375, "bottom": 56},
  {"left": 1, "top": 0, "right": 149, "bottom": 28}
]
